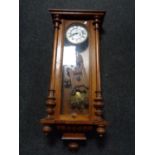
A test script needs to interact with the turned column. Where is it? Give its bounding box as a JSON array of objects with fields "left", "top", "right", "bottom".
[
  {"left": 93, "top": 16, "right": 106, "bottom": 137},
  {"left": 42, "top": 14, "right": 61, "bottom": 135},
  {"left": 46, "top": 14, "right": 61, "bottom": 119},
  {"left": 93, "top": 16, "right": 104, "bottom": 120}
]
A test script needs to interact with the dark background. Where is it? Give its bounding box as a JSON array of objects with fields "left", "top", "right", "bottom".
[{"left": 20, "top": 0, "right": 135, "bottom": 155}]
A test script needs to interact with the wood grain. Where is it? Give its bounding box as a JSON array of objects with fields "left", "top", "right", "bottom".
[{"left": 40, "top": 9, "right": 107, "bottom": 150}]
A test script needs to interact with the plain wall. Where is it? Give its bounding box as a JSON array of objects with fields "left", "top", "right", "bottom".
[{"left": 20, "top": 0, "right": 135, "bottom": 155}]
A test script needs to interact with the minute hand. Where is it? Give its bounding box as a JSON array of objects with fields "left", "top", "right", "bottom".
[{"left": 70, "top": 33, "right": 79, "bottom": 37}]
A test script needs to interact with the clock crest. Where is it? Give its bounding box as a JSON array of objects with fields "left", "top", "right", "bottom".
[{"left": 40, "top": 9, "right": 108, "bottom": 151}]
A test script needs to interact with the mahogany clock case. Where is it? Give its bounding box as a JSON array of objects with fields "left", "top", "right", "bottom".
[
  {"left": 40, "top": 10, "right": 108, "bottom": 150},
  {"left": 20, "top": 0, "right": 135, "bottom": 155}
]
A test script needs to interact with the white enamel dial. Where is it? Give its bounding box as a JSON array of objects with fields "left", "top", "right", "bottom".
[{"left": 66, "top": 25, "right": 88, "bottom": 44}]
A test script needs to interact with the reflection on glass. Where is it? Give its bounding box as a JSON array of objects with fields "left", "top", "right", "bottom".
[
  {"left": 61, "top": 36, "right": 89, "bottom": 116},
  {"left": 63, "top": 46, "right": 76, "bottom": 66}
]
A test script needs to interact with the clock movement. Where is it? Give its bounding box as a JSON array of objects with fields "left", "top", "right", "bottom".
[{"left": 40, "top": 9, "right": 108, "bottom": 151}]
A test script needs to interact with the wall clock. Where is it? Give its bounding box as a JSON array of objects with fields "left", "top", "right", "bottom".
[{"left": 40, "top": 9, "right": 108, "bottom": 151}]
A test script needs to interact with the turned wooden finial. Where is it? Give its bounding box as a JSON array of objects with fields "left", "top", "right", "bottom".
[
  {"left": 93, "top": 16, "right": 102, "bottom": 30},
  {"left": 68, "top": 142, "right": 79, "bottom": 151},
  {"left": 42, "top": 125, "right": 52, "bottom": 135},
  {"left": 96, "top": 125, "right": 106, "bottom": 137},
  {"left": 53, "top": 14, "right": 61, "bottom": 29}
]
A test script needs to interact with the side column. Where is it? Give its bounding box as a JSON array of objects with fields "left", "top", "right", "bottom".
[
  {"left": 93, "top": 15, "right": 106, "bottom": 137},
  {"left": 43, "top": 14, "right": 61, "bottom": 135}
]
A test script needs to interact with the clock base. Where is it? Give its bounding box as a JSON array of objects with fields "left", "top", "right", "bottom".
[
  {"left": 62, "top": 133, "right": 86, "bottom": 151},
  {"left": 40, "top": 117, "right": 108, "bottom": 150}
]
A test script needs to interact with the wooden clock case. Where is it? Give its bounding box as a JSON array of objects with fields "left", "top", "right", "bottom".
[{"left": 40, "top": 9, "right": 108, "bottom": 151}]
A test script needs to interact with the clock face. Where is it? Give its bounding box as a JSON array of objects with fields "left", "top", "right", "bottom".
[{"left": 66, "top": 24, "right": 88, "bottom": 44}]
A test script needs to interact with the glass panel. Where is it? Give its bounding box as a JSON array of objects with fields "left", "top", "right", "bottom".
[{"left": 61, "top": 28, "right": 89, "bottom": 116}]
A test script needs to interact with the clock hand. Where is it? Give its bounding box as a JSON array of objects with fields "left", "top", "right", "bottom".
[{"left": 70, "top": 33, "right": 79, "bottom": 37}]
